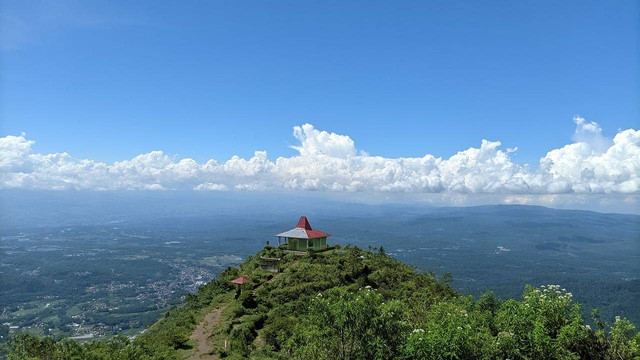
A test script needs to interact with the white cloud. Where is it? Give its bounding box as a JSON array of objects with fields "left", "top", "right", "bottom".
[
  {"left": 193, "top": 183, "right": 228, "bottom": 191},
  {"left": 539, "top": 127, "right": 640, "bottom": 193},
  {"left": 290, "top": 124, "right": 357, "bottom": 158},
  {"left": 1, "top": 120, "right": 638, "bottom": 196},
  {"left": 572, "top": 115, "right": 611, "bottom": 152}
]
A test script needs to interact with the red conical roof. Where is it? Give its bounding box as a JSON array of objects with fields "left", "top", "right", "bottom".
[
  {"left": 296, "top": 216, "right": 312, "bottom": 230},
  {"left": 276, "top": 216, "right": 331, "bottom": 239}
]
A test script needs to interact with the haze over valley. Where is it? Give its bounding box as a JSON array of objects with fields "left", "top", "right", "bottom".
[{"left": 2, "top": 191, "right": 638, "bottom": 341}]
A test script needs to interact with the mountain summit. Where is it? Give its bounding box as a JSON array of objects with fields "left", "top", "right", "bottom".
[{"left": 4, "top": 245, "right": 639, "bottom": 359}]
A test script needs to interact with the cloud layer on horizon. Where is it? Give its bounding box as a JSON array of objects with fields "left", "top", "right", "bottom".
[{"left": 1, "top": 118, "right": 639, "bottom": 196}]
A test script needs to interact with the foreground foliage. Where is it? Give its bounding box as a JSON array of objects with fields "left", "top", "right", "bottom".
[{"left": 3, "top": 246, "right": 639, "bottom": 359}]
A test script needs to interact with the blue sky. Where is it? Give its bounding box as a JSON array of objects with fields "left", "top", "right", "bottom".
[
  {"left": 2, "top": 0, "right": 638, "bottom": 165},
  {"left": 1, "top": 1, "right": 639, "bottom": 213}
]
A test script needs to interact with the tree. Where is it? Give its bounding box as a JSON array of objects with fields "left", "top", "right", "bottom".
[{"left": 289, "top": 288, "right": 409, "bottom": 360}]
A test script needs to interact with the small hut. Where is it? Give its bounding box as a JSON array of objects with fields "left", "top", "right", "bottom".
[
  {"left": 276, "top": 216, "right": 331, "bottom": 251},
  {"left": 231, "top": 276, "right": 250, "bottom": 286},
  {"left": 259, "top": 256, "right": 281, "bottom": 273},
  {"left": 231, "top": 276, "right": 250, "bottom": 298}
]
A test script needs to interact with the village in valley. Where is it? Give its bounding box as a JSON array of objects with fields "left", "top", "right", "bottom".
[
  {"left": 0, "top": 227, "right": 244, "bottom": 341},
  {"left": 0, "top": 216, "right": 332, "bottom": 342}
]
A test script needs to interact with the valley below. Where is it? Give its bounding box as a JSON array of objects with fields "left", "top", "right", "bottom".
[{"left": 1, "top": 202, "right": 638, "bottom": 341}]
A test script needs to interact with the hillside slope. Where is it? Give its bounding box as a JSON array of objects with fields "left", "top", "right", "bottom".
[{"left": 3, "top": 246, "right": 640, "bottom": 359}]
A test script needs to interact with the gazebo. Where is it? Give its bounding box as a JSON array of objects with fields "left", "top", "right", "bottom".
[
  {"left": 231, "top": 276, "right": 250, "bottom": 285},
  {"left": 231, "top": 276, "right": 250, "bottom": 298},
  {"left": 276, "top": 216, "right": 331, "bottom": 251}
]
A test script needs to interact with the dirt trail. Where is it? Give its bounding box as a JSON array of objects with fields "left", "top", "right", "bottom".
[
  {"left": 187, "top": 305, "right": 226, "bottom": 360},
  {"left": 187, "top": 271, "right": 285, "bottom": 359}
]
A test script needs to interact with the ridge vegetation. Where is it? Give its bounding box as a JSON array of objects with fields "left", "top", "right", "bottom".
[{"left": 3, "top": 246, "right": 639, "bottom": 359}]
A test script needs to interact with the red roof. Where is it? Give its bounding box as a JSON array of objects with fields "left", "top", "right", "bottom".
[
  {"left": 276, "top": 216, "right": 331, "bottom": 239},
  {"left": 296, "top": 216, "right": 312, "bottom": 230},
  {"left": 231, "top": 276, "right": 249, "bottom": 285}
]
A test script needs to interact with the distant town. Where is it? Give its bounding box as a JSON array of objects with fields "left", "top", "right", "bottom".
[{"left": 1, "top": 227, "right": 244, "bottom": 340}]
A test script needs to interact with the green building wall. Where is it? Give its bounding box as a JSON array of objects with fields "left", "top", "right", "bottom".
[
  {"left": 312, "top": 237, "right": 327, "bottom": 250},
  {"left": 286, "top": 237, "right": 327, "bottom": 251},
  {"left": 288, "top": 238, "right": 306, "bottom": 251}
]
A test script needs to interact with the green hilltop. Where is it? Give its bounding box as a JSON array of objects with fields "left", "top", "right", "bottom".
[{"left": 3, "top": 246, "right": 639, "bottom": 359}]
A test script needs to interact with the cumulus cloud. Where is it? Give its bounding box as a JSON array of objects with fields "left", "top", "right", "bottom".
[
  {"left": 572, "top": 115, "right": 611, "bottom": 153},
  {"left": 1, "top": 120, "right": 638, "bottom": 195},
  {"left": 290, "top": 124, "right": 357, "bottom": 158}
]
